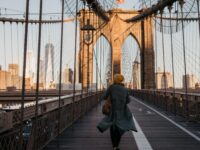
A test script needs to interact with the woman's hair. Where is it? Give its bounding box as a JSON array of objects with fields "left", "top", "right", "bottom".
[{"left": 113, "top": 74, "right": 124, "bottom": 84}]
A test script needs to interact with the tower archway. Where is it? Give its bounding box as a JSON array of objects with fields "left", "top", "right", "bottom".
[
  {"left": 93, "top": 35, "right": 112, "bottom": 89},
  {"left": 122, "top": 34, "right": 141, "bottom": 89},
  {"left": 79, "top": 9, "right": 155, "bottom": 89}
]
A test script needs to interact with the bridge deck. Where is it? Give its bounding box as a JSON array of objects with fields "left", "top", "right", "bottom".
[{"left": 45, "top": 97, "right": 200, "bottom": 150}]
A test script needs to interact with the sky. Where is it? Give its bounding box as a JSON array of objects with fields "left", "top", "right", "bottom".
[
  {"left": 0, "top": 0, "right": 77, "bottom": 82},
  {"left": 0, "top": 0, "right": 139, "bottom": 82},
  {"left": 0, "top": 0, "right": 199, "bottom": 87}
]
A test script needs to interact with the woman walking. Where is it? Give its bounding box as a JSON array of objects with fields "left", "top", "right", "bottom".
[{"left": 97, "top": 74, "right": 137, "bottom": 150}]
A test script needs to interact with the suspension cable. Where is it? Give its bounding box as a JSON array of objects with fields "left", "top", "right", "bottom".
[
  {"left": 197, "top": 0, "right": 200, "bottom": 81},
  {"left": 20, "top": 0, "right": 30, "bottom": 149},
  {"left": 160, "top": 9, "right": 168, "bottom": 111},
  {"left": 154, "top": 15, "right": 158, "bottom": 90},
  {"left": 34, "top": 0, "right": 43, "bottom": 148},
  {"left": 169, "top": 5, "right": 177, "bottom": 115},
  {"left": 96, "top": 11, "right": 98, "bottom": 92},
  {"left": 87, "top": 8, "right": 91, "bottom": 92},
  {"left": 91, "top": 10, "right": 95, "bottom": 93},
  {"left": 10, "top": 23, "right": 14, "bottom": 86},
  {"left": 81, "top": 1, "right": 86, "bottom": 95},
  {"left": 72, "top": 0, "right": 79, "bottom": 122},
  {"left": 16, "top": 23, "right": 20, "bottom": 89},
  {"left": 3, "top": 23, "right": 7, "bottom": 89},
  {"left": 100, "top": 35, "right": 102, "bottom": 90},
  {"left": 57, "top": 0, "right": 65, "bottom": 140},
  {"left": 179, "top": 0, "right": 189, "bottom": 118},
  {"left": 160, "top": 10, "right": 167, "bottom": 91}
]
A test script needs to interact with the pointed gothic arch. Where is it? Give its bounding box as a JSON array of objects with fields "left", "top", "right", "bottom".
[{"left": 79, "top": 9, "right": 155, "bottom": 89}]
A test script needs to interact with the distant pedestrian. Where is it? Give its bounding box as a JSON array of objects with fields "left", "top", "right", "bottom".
[{"left": 97, "top": 74, "right": 137, "bottom": 150}]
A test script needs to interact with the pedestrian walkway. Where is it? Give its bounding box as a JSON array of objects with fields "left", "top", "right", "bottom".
[{"left": 45, "top": 97, "right": 200, "bottom": 150}]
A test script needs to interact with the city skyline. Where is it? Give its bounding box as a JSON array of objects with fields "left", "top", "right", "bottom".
[
  {"left": 0, "top": 0, "right": 200, "bottom": 89},
  {"left": 1, "top": 61, "right": 200, "bottom": 90},
  {"left": 0, "top": 62, "right": 76, "bottom": 90}
]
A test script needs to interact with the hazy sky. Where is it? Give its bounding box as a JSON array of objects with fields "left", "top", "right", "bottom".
[{"left": 0, "top": 0, "right": 139, "bottom": 81}]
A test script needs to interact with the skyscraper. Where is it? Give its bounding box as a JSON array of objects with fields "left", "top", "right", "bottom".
[
  {"left": 156, "top": 72, "right": 173, "bottom": 89},
  {"left": 183, "top": 74, "right": 197, "bottom": 89},
  {"left": 0, "top": 69, "right": 11, "bottom": 90},
  {"left": 25, "top": 50, "right": 35, "bottom": 79},
  {"left": 8, "top": 64, "right": 19, "bottom": 76},
  {"left": 39, "top": 59, "right": 45, "bottom": 84},
  {"left": 25, "top": 50, "right": 35, "bottom": 89},
  {"left": 8, "top": 64, "right": 21, "bottom": 89},
  {"left": 45, "top": 43, "right": 54, "bottom": 88}
]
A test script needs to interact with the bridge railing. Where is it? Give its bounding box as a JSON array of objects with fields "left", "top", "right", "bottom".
[
  {"left": 132, "top": 90, "right": 200, "bottom": 121},
  {"left": 0, "top": 92, "right": 102, "bottom": 150}
]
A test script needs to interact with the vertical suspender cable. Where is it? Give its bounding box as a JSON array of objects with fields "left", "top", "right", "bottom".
[
  {"left": 179, "top": 0, "right": 189, "bottom": 118},
  {"left": 197, "top": 0, "right": 200, "bottom": 33},
  {"left": 197, "top": 0, "right": 200, "bottom": 80},
  {"left": 58, "top": 0, "right": 65, "bottom": 136},
  {"left": 81, "top": 2, "right": 86, "bottom": 96},
  {"left": 73, "top": 0, "right": 79, "bottom": 122},
  {"left": 10, "top": 23, "right": 14, "bottom": 86},
  {"left": 17, "top": 23, "right": 20, "bottom": 89},
  {"left": 34, "top": 0, "right": 43, "bottom": 148},
  {"left": 3, "top": 23, "right": 7, "bottom": 89},
  {"left": 168, "top": 5, "right": 176, "bottom": 115},
  {"left": 102, "top": 37, "right": 105, "bottom": 89},
  {"left": 20, "top": 0, "right": 30, "bottom": 149},
  {"left": 160, "top": 10, "right": 167, "bottom": 111},
  {"left": 96, "top": 15, "right": 98, "bottom": 92},
  {"left": 175, "top": 1, "right": 179, "bottom": 32},
  {"left": 87, "top": 8, "right": 91, "bottom": 92},
  {"left": 154, "top": 16, "right": 158, "bottom": 88},
  {"left": 141, "top": 19, "right": 145, "bottom": 89},
  {"left": 91, "top": 11, "right": 95, "bottom": 94},
  {"left": 100, "top": 35, "right": 102, "bottom": 90},
  {"left": 103, "top": 33, "right": 105, "bottom": 88},
  {"left": 92, "top": 13, "right": 97, "bottom": 94},
  {"left": 154, "top": 15, "right": 158, "bottom": 105}
]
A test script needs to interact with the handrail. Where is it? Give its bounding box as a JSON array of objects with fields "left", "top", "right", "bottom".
[
  {"left": 132, "top": 89, "right": 200, "bottom": 122},
  {"left": 134, "top": 89, "right": 200, "bottom": 97},
  {"left": 0, "top": 91, "right": 101, "bottom": 133}
]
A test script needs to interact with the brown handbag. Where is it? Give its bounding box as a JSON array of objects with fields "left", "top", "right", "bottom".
[{"left": 102, "top": 96, "right": 112, "bottom": 115}]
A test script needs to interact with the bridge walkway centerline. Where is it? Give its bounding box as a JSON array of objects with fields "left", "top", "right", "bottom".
[{"left": 44, "top": 96, "right": 200, "bottom": 150}]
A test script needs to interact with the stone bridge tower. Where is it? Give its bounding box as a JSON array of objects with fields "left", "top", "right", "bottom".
[{"left": 79, "top": 9, "right": 155, "bottom": 89}]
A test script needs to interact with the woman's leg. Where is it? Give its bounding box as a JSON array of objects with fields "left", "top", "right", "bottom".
[
  {"left": 110, "top": 125, "right": 125, "bottom": 148},
  {"left": 110, "top": 125, "right": 118, "bottom": 147},
  {"left": 115, "top": 127, "right": 125, "bottom": 147}
]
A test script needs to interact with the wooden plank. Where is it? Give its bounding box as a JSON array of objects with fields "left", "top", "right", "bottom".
[
  {"left": 44, "top": 101, "right": 138, "bottom": 150},
  {"left": 45, "top": 97, "right": 200, "bottom": 150},
  {"left": 130, "top": 97, "right": 200, "bottom": 150}
]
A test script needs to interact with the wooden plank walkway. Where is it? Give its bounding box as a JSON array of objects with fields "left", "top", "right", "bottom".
[{"left": 45, "top": 96, "right": 200, "bottom": 150}]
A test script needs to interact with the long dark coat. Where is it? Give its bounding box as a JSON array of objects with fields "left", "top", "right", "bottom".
[{"left": 97, "top": 84, "right": 137, "bottom": 132}]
